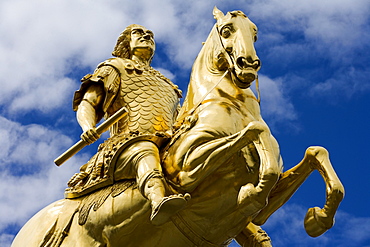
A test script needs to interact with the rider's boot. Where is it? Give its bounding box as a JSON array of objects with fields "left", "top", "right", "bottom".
[{"left": 141, "top": 171, "right": 190, "bottom": 225}]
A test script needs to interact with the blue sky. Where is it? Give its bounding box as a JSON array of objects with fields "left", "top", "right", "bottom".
[{"left": 1, "top": 0, "right": 369, "bottom": 246}]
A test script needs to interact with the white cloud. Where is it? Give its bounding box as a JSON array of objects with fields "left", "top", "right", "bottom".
[
  {"left": 0, "top": 116, "right": 70, "bottom": 167},
  {"left": 1, "top": 0, "right": 368, "bottom": 115},
  {"left": 0, "top": 0, "right": 219, "bottom": 115},
  {"left": 0, "top": 234, "right": 13, "bottom": 247},
  {"left": 309, "top": 67, "right": 370, "bottom": 100},
  {"left": 0, "top": 116, "right": 86, "bottom": 236},
  {"left": 0, "top": 0, "right": 126, "bottom": 114},
  {"left": 262, "top": 203, "right": 370, "bottom": 247},
  {"left": 255, "top": 75, "right": 297, "bottom": 131},
  {"left": 154, "top": 67, "right": 176, "bottom": 81},
  {"left": 248, "top": 0, "right": 369, "bottom": 41},
  {"left": 247, "top": 0, "right": 370, "bottom": 98},
  {"left": 335, "top": 211, "right": 370, "bottom": 245}
]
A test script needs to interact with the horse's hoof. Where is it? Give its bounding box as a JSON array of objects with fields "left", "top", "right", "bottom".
[
  {"left": 254, "top": 228, "right": 272, "bottom": 247},
  {"left": 304, "top": 207, "right": 334, "bottom": 237},
  {"left": 151, "top": 194, "right": 190, "bottom": 225}
]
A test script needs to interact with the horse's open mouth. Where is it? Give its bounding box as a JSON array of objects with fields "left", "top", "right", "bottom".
[{"left": 234, "top": 67, "right": 257, "bottom": 88}]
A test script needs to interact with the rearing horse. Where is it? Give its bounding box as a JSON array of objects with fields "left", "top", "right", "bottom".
[
  {"left": 161, "top": 7, "right": 282, "bottom": 218},
  {"left": 12, "top": 7, "right": 344, "bottom": 247}
]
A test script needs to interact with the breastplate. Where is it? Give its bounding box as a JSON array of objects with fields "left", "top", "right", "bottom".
[{"left": 110, "top": 65, "right": 179, "bottom": 136}]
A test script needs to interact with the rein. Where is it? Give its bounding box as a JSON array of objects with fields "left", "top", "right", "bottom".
[
  {"left": 176, "top": 25, "right": 261, "bottom": 125},
  {"left": 188, "top": 69, "right": 229, "bottom": 116},
  {"left": 175, "top": 69, "right": 229, "bottom": 125},
  {"left": 256, "top": 75, "right": 261, "bottom": 104}
]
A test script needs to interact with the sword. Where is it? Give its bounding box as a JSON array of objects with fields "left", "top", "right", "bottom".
[{"left": 54, "top": 107, "right": 128, "bottom": 166}]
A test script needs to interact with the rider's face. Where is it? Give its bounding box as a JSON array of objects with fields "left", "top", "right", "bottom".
[{"left": 130, "top": 27, "right": 155, "bottom": 59}]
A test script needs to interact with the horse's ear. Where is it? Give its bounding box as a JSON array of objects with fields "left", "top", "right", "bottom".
[{"left": 213, "top": 6, "right": 224, "bottom": 20}]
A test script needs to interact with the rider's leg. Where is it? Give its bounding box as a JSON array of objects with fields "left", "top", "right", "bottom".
[{"left": 134, "top": 141, "right": 190, "bottom": 225}]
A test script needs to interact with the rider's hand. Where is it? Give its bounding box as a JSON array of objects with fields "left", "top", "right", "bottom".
[{"left": 80, "top": 128, "right": 100, "bottom": 144}]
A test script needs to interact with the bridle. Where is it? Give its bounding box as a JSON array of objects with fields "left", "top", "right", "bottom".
[
  {"left": 214, "top": 22, "right": 261, "bottom": 105},
  {"left": 176, "top": 22, "right": 261, "bottom": 125}
]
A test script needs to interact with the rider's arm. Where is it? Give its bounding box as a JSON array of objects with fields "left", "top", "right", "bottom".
[
  {"left": 74, "top": 62, "right": 120, "bottom": 143},
  {"left": 77, "top": 84, "right": 104, "bottom": 131},
  {"left": 77, "top": 83, "right": 104, "bottom": 143}
]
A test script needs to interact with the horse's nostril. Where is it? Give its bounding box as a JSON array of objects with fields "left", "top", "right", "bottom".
[
  {"left": 236, "top": 57, "right": 246, "bottom": 68},
  {"left": 237, "top": 57, "right": 260, "bottom": 69},
  {"left": 253, "top": 59, "right": 261, "bottom": 69}
]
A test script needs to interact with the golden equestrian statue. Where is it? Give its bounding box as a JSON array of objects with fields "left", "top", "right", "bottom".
[{"left": 12, "top": 7, "right": 344, "bottom": 247}]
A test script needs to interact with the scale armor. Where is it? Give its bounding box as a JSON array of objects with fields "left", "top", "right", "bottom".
[
  {"left": 108, "top": 59, "right": 181, "bottom": 137},
  {"left": 66, "top": 58, "right": 182, "bottom": 198}
]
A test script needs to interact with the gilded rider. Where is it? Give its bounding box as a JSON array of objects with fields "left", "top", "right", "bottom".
[{"left": 65, "top": 24, "right": 190, "bottom": 225}]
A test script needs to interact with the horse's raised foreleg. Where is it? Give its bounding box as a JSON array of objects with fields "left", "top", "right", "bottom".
[
  {"left": 252, "top": 146, "right": 344, "bottom": 237},
  {"left": 237, "top": 127, "right": 281, "bottom": 216},
  {"left": 173, "top": 121, "right": 266, "bottom": 192}
]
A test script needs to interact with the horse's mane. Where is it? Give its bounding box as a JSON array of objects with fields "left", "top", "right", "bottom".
[{"left": 177, "top": 24, "right": 227, "bottom": 121}]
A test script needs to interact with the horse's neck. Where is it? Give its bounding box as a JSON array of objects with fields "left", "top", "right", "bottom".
[
  {"left": 182, "top": 40, "right": 221, "bottom": 103},
  {"left": 191, "top": 60, "right": 223, "bottom": 98}
]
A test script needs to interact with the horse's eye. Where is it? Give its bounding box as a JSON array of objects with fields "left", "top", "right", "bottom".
[
  {"left": 221, "top": 27, "right": 231, "bottom": 38},
  {"left": 253, "top": 27, "right": 258, "bottom": 42}
]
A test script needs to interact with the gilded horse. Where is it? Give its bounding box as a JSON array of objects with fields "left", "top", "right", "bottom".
[{"left": 12, "top": 7, "right": 344, "bottom": 247}]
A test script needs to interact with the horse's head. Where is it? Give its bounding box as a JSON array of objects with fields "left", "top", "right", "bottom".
[
  {"left": 179, "top": 7, "right": 262, "bottom": 118},
  {"left": 212, "top": 7, "right": 261, "bottom": 88}
]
